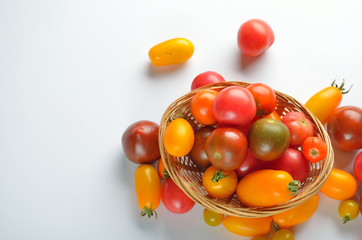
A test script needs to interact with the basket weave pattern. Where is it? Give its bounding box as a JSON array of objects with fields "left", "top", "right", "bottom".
[{"left": 159, "top": 81, "right": 333, "bottom": 218}]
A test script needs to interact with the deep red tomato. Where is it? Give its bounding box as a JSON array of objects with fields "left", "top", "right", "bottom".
[
  {"left": 206, "top": 127, "right": 248, "bottom": 170},
  {"left": 268, "top": 148, "right": 310, "bottom": 183},
  {"left": 246, "top": 83, "right": 277, "bottom": 116},
  {"left": 235, "top": 149, "right": 269, "bottom": 179},
  {"left": 302, "top": 136, "right": 328, "bottom": 163},
  {"left": 212, "top": 86, "right": 256, "bottom": 126},
  {"left": 191, "top": 71, "right": 225, "bottom": 90},
  {"left": 122, "top": 120, "right": 160, "bottom": 164},
  {"left": 190, "top": 89, "right": 218, "bottom": 125},
  {"left": 237, "top": 19, "right": 274, "bottom": 57},
  {"left": 353, "top": 151, "right": 362, "bottom": 183},
  {"left": 327, "top": 106, "right": 362, "bottom": 151},
  {"left": 281, "top": 112, "right": 314, "bottom": 147},
  {"left": 162, "top": 178, "right": 195, "bottom": 214},
  {"left": 189, "top": 126, "right": 214, "bottom": 168}
]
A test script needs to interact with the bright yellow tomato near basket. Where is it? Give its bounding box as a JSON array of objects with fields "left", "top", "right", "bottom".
[
  {"left": 148, "top": 38, "right": 194, "bottom": 66},
  {"left": 223, "top": 215, "right": 273, "bottom": 237},
  {"left": 163, "top": 118, "right": 195, "bottom": 157},
  {"left": 202, "top": 166, "right": 238, "bottom": 199}
]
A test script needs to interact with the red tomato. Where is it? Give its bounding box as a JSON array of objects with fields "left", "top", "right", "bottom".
[
  {"left": 206, "top": 127, "right": 248, "bottom": 170},
  {"left": 327, "top": 106, "right": 362, "bottom": 151},
  {"left": 191, "top": 71, "right": 225, "bottom": 90},
  {"left": 189, "top": 126, "right": 214, "bottom": 168},
  {"left": 268, "top": 148, "right": 310, "bottom": 183},
  {"left": 302, "top": 137, "right": 328, "bottom": 163},
  {"left": 246, "top": 83, "right": 277, "bottom": 116},
  {"left": 237, "top": 19, "right": 274, "bottom": 57},
  {"left": 235, "top": 149, "right": 269, "bottom": 179},
  {"left": 190, "top": 89, "right": 218, "bottom": 125},
  {"left": 353, "top": 151, "right": 362, "bottom": 183},
  {"left": 281, "top": 112, "right": 314, "bottom": 147},
  {"left": 212, "top": 86, "right": 256, "bottom": 126},
  {"left": 162, "top": 178, "right": 195, "bottom": 214}
]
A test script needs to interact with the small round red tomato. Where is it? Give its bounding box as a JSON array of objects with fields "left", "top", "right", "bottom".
[
  {"left": 353, "top": 151, "right": 362, "bottom": 183},
  {"left": 206, "top": 127, "right": 248, "bottom": 170},
  {"left": 320, "top": 168, "right": 357, "bottom": 200},
  {"left": 191, "top": 71, "right": 225, "bottom": 90},
  {"left": 237, "top": 19, "right": 274, "bottom": 57},
  {"left": 189, "top": 127, "right": 214, "bottom": 168},
  {"left": 302, "top": 137, "right": 328, "bottom": 163},
  {"left": 212, "top": 86, "right": 256, "bottom": 126},
  {"left": 327, "top": 106, "right": 362, "bottom": 151},
  {"left": 162, "top": 178, "right": 195, "bottom": 214},
  {"left": 157, "top": 159, "right": 169, "bottom": 180},
  {"left": 247, "top": 83, "right": 277, "bottom": 116},
  {"left": 269, "top": 148, "right": 310, "bottom": 183},
  {"left": 202, "top": 166, "right": 238, "bottom": 198},
  {"left": 235, "top": 149, "right": 269, "bottom": 179},
  {"left": 203, "top": 208, "right": 224, "bottom": 226},
  {"left": 281, "top": 112, "right": 314, "bottom": 147},
  {"left": 122, "top": 120, "right": 160, "bottom": 164},
  {"left": 190, "top": 89, "right": 218, "bottom": 125},
  {"left": 223, "top": 215, "right": 272, "bottom": 237}
]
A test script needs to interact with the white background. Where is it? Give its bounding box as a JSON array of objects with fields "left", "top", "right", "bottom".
[{"left": 1, "top": 0, "right": 362, "bottom": 239}]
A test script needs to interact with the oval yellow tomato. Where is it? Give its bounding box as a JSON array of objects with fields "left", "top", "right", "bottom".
[
  {"left": 164, "top": 118, "right": 194, "bottom": 157},
  {"left": 320, "top": 168, "right": 357, "bottom": 200},
  {"left": 148, "top": 38, "right": 194, "bottom": 66},
  {"left": 223, "top": 215, "right": 272, "bottom": 237}
]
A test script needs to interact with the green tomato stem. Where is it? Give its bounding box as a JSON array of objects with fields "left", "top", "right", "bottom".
[
  {"left": 140, "top": 204, "right": 157, "bottom": 219},
  {"left": 211, "top": 171, "right": 230, "bottom": 183},
  {"left": 288, "top": 180, "right": 301, "bottom": 196}
]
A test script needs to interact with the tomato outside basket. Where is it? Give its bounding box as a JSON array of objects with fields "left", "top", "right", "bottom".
[{"left": 159, "top": 81, "right": 334, "bottom": 218}]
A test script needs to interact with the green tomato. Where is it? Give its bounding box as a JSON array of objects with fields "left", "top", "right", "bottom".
[
  {"left": 203, "top": 208, "right": 224, "bottom": 226},
  {"left": 248, "top": 118, "right": 290, "bottom": 161},
  {"left": 272, "top": 229, "right": 295, "bottom": 240}
]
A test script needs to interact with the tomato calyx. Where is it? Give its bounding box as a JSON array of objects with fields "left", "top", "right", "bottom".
[
  {"left": 211, "top": 171, "right": 230, "bottom": 183},
  {"left": 272, "top": 222, "right": 281, "bottom": 231},
  {"left": 140, "top": 204, "right": 157, "bottom": 219},
  {"left": 342, "top": 215, "right": 351, "bottom": 224},
  {"left": 288, "top": 180, "right": 301, "bottom": 196},
  {"left": 309, "top": 148, "right": 319, "bottom": 158},
  {"left": 163, "top": 169, "right": 170, "bottom": 179},
  {"left": 331, "top": 79, "right": 353, "bottom": 94}
]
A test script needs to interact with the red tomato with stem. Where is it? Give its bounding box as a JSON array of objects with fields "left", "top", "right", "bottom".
[
  {"left": 247, "top": 83, "right": 277, "bottom": 116},
  {"left": 191, "top": 71, "right": 225, "bottom": 90},
  {"left": 162, "top": 178, "right": 195, "bottom": 214},
  {"left": 302, "top": 137, "right": 328, "bottom": 163},
  {"left": 281, "top": 112, "right": 314, "bottom": 147},
  {"left": 353, "top": 151, "right": 362, "bottom": 183},
  {"left": 190, "top": 89, "right": 218, "bottom": 125}
]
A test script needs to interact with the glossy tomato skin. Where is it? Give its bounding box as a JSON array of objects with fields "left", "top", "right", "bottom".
[
  {"left": 248, "top": 118, "right": 290, "bottom": 161},
  {"left": 320, "top": 168, "right": 357, "bottom": 200},
  {"left": 302, "top": 136, "right": 328, "bottom": 163},
  {"left": 237, "top": 19, "right": 274, "bottom": 57},
  {"left": 202, "top": 166, "right": 238, "bottom": 198},
  {"left": 122, "top": 120, "right": 160, "bottom": 164},
  {"left": 353, "top": 151, "right": 362, "bottom": 183},
  {"left": 189, "top": 127, "right": 214, "bottom": 168},
  {"left": 247, "top": 83, "right": 277, "bottom": 116},
  {"left": 271, "top": 229, "right": 295, "bottom": 240},
  {"left": 191, "top": 71, "right": 225, "bottom": 90},
  {"left": 212, "top": 86, "right": 256, "bottom": 126},
  {"left": 235, "top": 149, "right": 269, "bottom": 179},
  {"left": 281, "top": 112, "right": 314, "bottom": 147},
  {"left": 205, "top": 127, "right": 248, "bottom": 170},
  {"left": 327, "top": 106, "right": 362, "bottom": 151},
  {"left": 223, "top": 215, "right": 272, "bottom": 237},
  {"left": 190, "top": 89, "right": 218, "bottom": 125},
  {"left": 268, "top": 148, "right": 310, "bottom": 183},
  {"left": 162, "top": 178, "right": 195, "bottom": 214},
  {"left": 203, "top": 208, "right": 224, "bottom": 226},
  {"left": 338, "top": 200, "right": 359, "bottom": 223}
]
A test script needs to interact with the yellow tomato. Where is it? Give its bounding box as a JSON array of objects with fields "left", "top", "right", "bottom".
[
  {"left": 202, "top": 166, "right": 238, "bottom": 199},
  {"left": 320, "top": 168, "right": 357, "bottom": 200},
  {"left": 338, "top": 199, "right": 360, "bottom": 224},
  {"left": 148, "top": 38, "right": 194, "bottom": 66},
  {"left": 223, "top": 215, "right": 272, "bottom": 237}
]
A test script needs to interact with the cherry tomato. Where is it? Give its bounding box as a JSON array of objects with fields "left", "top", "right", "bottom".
[
  {"left": 212, "top": 86, "right": 256, "bottom": 126},
  {"left": 237, "top": 19, "right": 274, "bottom": 57},
  {"left": 191, "top": 71, "right": 225, "bottom": 90},
  {"left": 190, "top": 89, "right": 218, "bottom": 125},
  {"left": 271, "top": 229, "right": 295, "bottom": 240},
  {"left": 203, "top": 208, "right": 224, "bottom": 226},
  {"left": 247, "top": 83, "right": 277, "bottom": 116},
  {"left": 135, "top": 164, "right": 161, "bottom": 218},
  {"left": 269, "top": 148, "right": 310, "bottom": 183},
  {"left": 148, "top": 38, "right": 194, "bottom": 66},
  {"left": 281, "top": 112, "right": 314, "bottom": 147},
  {"left": 320, "top": 168, "right": 357, "bottom": 200},
  {"left": 327, "top": 106, "right": 362, "bottom": 151},
  {"left": 302, "top": 137, "right": 327, "bottom": 163},
  {"left": 235, "top": 149, "right": 269, "bottom": 180},
  {"left": 157, "top": 159, "right": 169, "bottom": 180},
  {"left": 237, "top": 169, "right": 299, "bottom": 207},
  {"left": 202, "top": 166, "right": 238, "bottom": 198},
  {"left": 189, "top": 127, "right": 214, "bottom": 168},
  {"left": 163, "top": 118, "right": 195, "bottom": 157},
  {"left": 223, "top": 215, "right": 272, "bottom": 237},
  {"left": 248, "top": 118, "right": 290, "bottom": 161},
  {"left": 205, "top": 127, "right": 248, "bottom": 170},
  {"left": 353, "top": 151, "right": 362, "bottom": 183},
  {"left": 305, "top": 80, "right": 352, "bottom": 125},
  {"left": 122, "top": 120, "right": 160, "bottom": 164},
  {"left": 273, "top": 194, "right": 319, "bottom": 228},
  {"left": 338, "top": 199, "right": 359, "bottom": 224},
  {"left": 162, "top": 178, "right": 195, "bottom": 214}
]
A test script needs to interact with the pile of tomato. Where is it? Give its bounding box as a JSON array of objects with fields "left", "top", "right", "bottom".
[{"left": 123, "top": 18, "right": 362, "bottom": 240}]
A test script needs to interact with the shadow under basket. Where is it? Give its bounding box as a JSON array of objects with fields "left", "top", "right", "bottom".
[{"left": 159, "top": 81, "right": 334, "bottom": 218}]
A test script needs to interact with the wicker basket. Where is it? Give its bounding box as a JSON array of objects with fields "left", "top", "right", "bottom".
[{"left": 159, "top": 81, "right": 334, "bottom": 218}]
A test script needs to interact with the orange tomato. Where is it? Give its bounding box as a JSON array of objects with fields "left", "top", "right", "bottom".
[
  {"left": 163, "top": 118, "right": 195, "bottom": 157},
  {"left": 273, "top": 194, "right": 319, "bottom": 228},
  {"left": 157, "top": 159, "right": 169, "bottom": 180},
  {"left": 237, "top": 169, "right": 298, "bottom": 207},
  {"left": 202, "top": 166, "right": 238, "bottom": 198},
  {"left": 265, "top": 111, "right": 281, "bottom": 121},
  {"left": 135, "top": 164, "right": 161, "bottom": 218},
  {"left": 320, "top": 168, "right": 357, "bottom": 200},
  {"left": 223, "top": 215, "right": 273, "bottom": 237},
  {"left": 190, "top": 89, "right": 218, "bottom": 125}
]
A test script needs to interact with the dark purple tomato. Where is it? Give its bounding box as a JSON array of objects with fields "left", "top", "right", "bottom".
[
  {"left": 235, "top": 149, "right": 269, "bottom": 179},
  {"left": 189, "top": 127, "right": 214, "bottom": 168}
]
